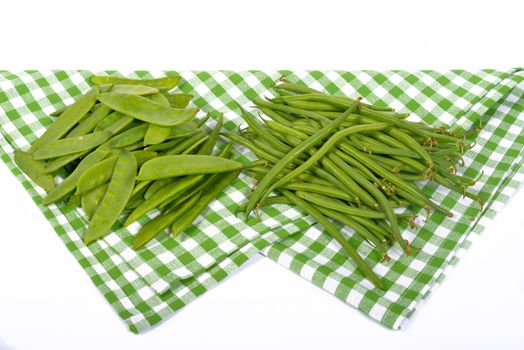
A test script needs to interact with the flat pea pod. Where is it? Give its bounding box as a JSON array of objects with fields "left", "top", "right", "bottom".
[
  {"left": 133, "top": 192, "right": 202, "bottom": 249},
  {"left": 83, "top": 151, "right": 137, "bottom": 244},
  {"left": 76, "top": 150, "right": 156, "bottom": 194},
  {"left": 144, "top": 138, "right": 184, "bottom": 152},
  {"left": 110, "top": 124, "right": 149, "bottom": 148},
  {"left": 33, "top": 131, "right": 112, "bottom": 160},
  {"left": 166, "top": 123, "right": 198, "bottom": 139},
  {"left": 67, "top": 192, "right": 82, "bottom": 208},
  {"left": 103, "top": 115, "right": 136, "bottom": 135},
  {"left": 42, "top": 149, "right": 111, "bottom": 205},
  {"left": 29, "top": 87, "right": 99, "bottom": 154},
  {"left": 13, "top": 150, "right": 55, "bottom": 192},
  {"left": 67, "top": 104, "right": 113, "bottom": 137},
  {"left": 108, "top": 84, "right": 159, "bottom": 95},
  {"left": 125, "top": 185, "right": 148, "bottom": 210},
  {"left": 197, "top": 113, "right": 223, "bottom": 155},
  {"left": 137, "top": 155, "right": 244, "bottom": 181},
  {"left": 144, "top": 178, "right": 173, "bottom": 199},
  {"left": 76, "top": 156, "right": 118, "bottom": 195},
  {"left": 45, "top": 150, "right": 89, "bottom": 174},
  {"left": 98, "top": 93, "right": 198, "bottom": 127},
  {"left": 244, "top": 102, "right": 357, "bottom": 215},
  {"left": 281, "top": 190, "right": 384, "bottom": 290},
  {"left": 91, "top": 75, "right": 180, "bottom": 91},
  {"left": 144, "top": 94, "right": 171, "bottom": 145},
  {"left": 163, "top": 93, "right": 193, "bottom": 108},
  {"left": 94, "top": 111, "right": 124, "bottom": 131},
  {"left": 170, "top": 170, "right": 240, "bottom": 238},
  {"left": 124, "top": 175, "right": 204, "bottom": 226},
  {"left": 82, "top": 183, "right": 108, "bottom": 219},
  {"left": 295, "top": 191, "right": 386, "bottom": 219}
]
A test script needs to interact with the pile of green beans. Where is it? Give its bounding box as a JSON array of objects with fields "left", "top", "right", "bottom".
[
  {"left": 227, "top": 80, "right": 482, "bottom": 290},
  {"left": 15, "top": 75, "right": 243, "bottom": 249}
]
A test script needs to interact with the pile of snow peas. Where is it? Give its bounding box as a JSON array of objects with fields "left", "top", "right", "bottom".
[
  {"left": 15, "top": 75, "right": 244, "bottom": 249},
  {"left": 227, "top": 79, "right": 482, "bottom": 290}
]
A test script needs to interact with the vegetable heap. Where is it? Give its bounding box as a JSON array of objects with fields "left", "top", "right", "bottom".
[
  {"left": 226, "top": 79, "right": 482, "bottom": 290},
  {"left": 15, "top": 76, "right": 243, "bottom": 249}
]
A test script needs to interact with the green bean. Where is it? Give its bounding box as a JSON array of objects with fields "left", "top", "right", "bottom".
[
  {"left": 42, "top": 149, "right": 110, "bottom": 205},
  {"left": 280, "top": 99, "right": 343, "bottom": 112},
  {"left": 107, "top": 84, "right": 159, "bottom": 95},
  {"left": 259, "top": 123, "right": 389, "bottom": 209},
  {"left": 328, "top": 153, "right": 408, "bottom": 253},
  {"left": 84, "top": 151, "right": 137, "bottom": 244},
  {"left": 13, "top": 150, "right": 55, "bottom": 192},
  {"left": 163, "top": 93, "right": 193, "bottom": 108},
  {"left": 194, "top": 113, "right": 211, "bottom": 128},
  {"left": 197, "top": 113, "right": 223, "bottom": 155},
  {"left": 144, "top": 93, "right": 172, "bottom": 145},
  {"left": 317, "top": 206, "right": 389, "bottom": 258},
  {"left": 245, "top": 102, "right": 359, "bottom": 215},
  {"left": 253, "top": 98, "right": 330, "bottom": 123},
  {"left": 133, "top": 192, "right": 202, "bottom": 249},
  {"left": 110, "top": 124, "right": 149, "bottom": 148},
  {"left": 258, "top": 107, "right": 295, "bottom": 126},
  {"left": 68, "top": 104, "right": 112, "bottom": 137},
  {"left": 170, "top": 170, "right": 241, "bottom": 238},
  {"left": 388, "top": 128, "right": 432, "bottom": 166},
  {"left": 321, "top": 157, "right": 378, "bottom": 208},
  {"left": 236, "top": 195, "right": 291, "bottom": 213},
  {"left": 137, "top": 155, "right": 244, "bottom": 180},
  {"left": 82, "top": 184, "right": 108, "bottom": 219},
  {"left": 91, "top": 75, "right": 180, "bottom": 91},
  {"left": 125, "top": 175, "right": 204, "bottom": 226},
  {"left": 29, "top": 87, "right": 99, "bottom": 154},
  {"left": 295, "top": 191, "right": 385, "bottom": 219},
  {"left": 98, "top": 93, "right": 198, "bottom": 127},
  {"left": 350, "top": 134, "right": 420, "bottom": 158},
  {"left": 281, "top": 181, "right": 353, "bottom": 202},
  {"left": 281, "top": 190, "right": 384, "bottom": 290}
]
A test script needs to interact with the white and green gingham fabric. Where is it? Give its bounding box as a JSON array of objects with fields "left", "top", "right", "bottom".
[{"left": 0, "top": 69, "right": 522, "bottom": 333}]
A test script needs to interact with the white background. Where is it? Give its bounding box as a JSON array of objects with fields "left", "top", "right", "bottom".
[{"left": 1, "top": 0, "right": 523, "bottom": 349}]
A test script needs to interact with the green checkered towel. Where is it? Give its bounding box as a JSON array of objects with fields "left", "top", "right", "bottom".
[{"left": 0, "top": 69, "right": 522, "bottom": 333}]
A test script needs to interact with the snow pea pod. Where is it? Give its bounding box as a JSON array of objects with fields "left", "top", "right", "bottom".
[
  {"left": 42, "top": 149, "right": 110, "bottom": 205},
  {"left": 29, "top": 86, "right": 99, "bottom": 154},
  {"left": 144, "top": 94, "right": 171, "bottom": 145},
  {"left": 94, "top": 111, "right": 124, "bottom": 131},
  {"left": 82, "top": 183, "right": 108, "bottom": 219},
  {"left": 33, "top": 131, "right": 112, "bottom": 160},
  {"left": 137, "top": 155, "right": 244, "bottom": 181},
  {"left": 91, "top": 75, "right": 180, "bottom": 91},
  {"left": 163, "top": 93, "right": 193, "bottom": 108},
  {"left": 110, "top": 124, "right": 149, "bottom": 148},
  {"left": 197, "top": 113, "right": 223, "bottom": 155},
  {"left": 133, "top": 192, "right": 202, "bottom": 249},
  {"left": 13, "top": 150, "right": 55, "bottom": 192},
  {"left": 124, "top": 174, "right": 204, "bottom": 226},
  {"left": 107, "top": 84, "right": 159, "bottom": 95},
  {"left": 83, "top": 151, "right": 137, "bottom": 244},
  {"left": 98, "top": 93, "right": 198, "bottom": 127},
  {"left": 67, "top": 104, "right": 112, "bottom": 137},
  {"left": 170, "top": 170, "right": 240, "bottom": 238}
]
